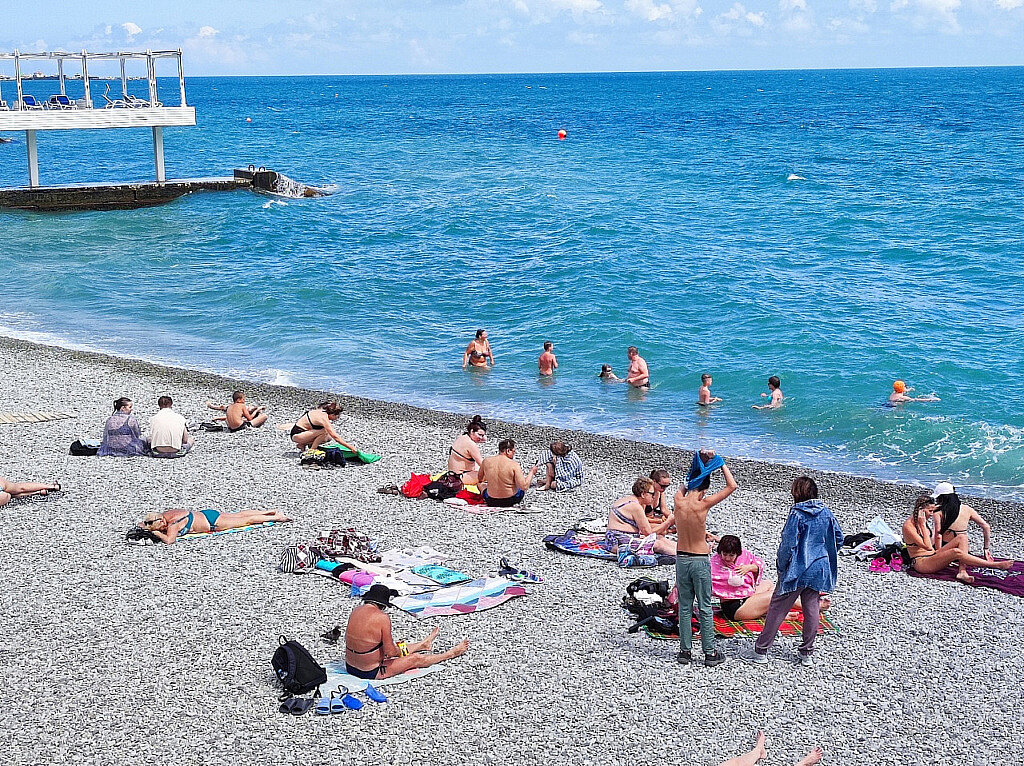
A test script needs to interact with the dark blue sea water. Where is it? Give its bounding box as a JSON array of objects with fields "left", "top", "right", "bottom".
[{"left": 2, "top": 69, "right": 1023, "bottom": 498}]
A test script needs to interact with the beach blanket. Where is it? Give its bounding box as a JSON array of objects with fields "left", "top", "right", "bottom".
[
  {"left": 543, "top": 530, "right": 616, "bottom": 561},
  {"left": 642, "top": 608, "right": 840, "bottom": 640},
  {"left": 410, "top": 564, "right": 472, "bottom": 586},
  {"left": 380, "top": 546, "right": 447, "bottom": 568},
  {"left": 320, "top": 442, "right": 382, "bottom": 464},
  {"left": 0, "top": 411, "right": 76, "bottom": 424},
  {"left": 179, "top": 521, "right": 279, "bottom": 540},
  {"left": 908, "top": 560, "right": 1024, "bottom": 597},
  {"left": 392, "top": 577, "right": 527, "bottom": 619},
  {"left": 324, "top": 662, "right": 443, "bottom": 693}
]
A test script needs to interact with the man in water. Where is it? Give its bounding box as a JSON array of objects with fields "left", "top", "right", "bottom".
[
  {"left": 673, "top": 450, "right": 737, "bottom": 667},
  {"left": 538, "top": 342, "right": 558, "bottom": 376},
  {"left": 477, "top": 438, "right": 538, "bottom": 507},
  {"left": 698, "top": 373, "right": 722, "bottom": 406},
  {"left": 889, "top": 380, "right": 940, "bottom": 405},
  {"left": 753, "top": 376, "right": 783, "bottom": 410},
  {"left": 625, "top": 346, "right": 650, "bottom": 388},
  {"left": 207, "top": 390, "right": 268, "bottom": 431}
]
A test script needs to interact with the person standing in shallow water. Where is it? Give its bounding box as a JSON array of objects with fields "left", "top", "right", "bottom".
[
  {"left": 538, "top": 341, "right": 558, "bottom": 376},
  {"left": 625, "top": 346, "right": 649, "bottom": 388},
  {"left": 463, "top": 329, "right": 494, "bottom": 369},
  {"left": 753, "top": 376, "right": 783, "bottom": 410},
  {"left": 698, "top": 373, "right": 722, "bottom": 406}
]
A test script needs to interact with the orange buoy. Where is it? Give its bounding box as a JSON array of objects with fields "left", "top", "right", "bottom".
[{"left": 557, "top": 129, "right": 567, "bottom": 140}]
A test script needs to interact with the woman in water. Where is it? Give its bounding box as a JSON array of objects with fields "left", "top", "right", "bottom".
[
  {"left": 447, "top": 415, "right": 488, "bottom": 485},
  {"left": 462, "top": 329, "right": 494, "bottom": 369},
  {"left": 289, "top": 401, "right": 356, "bottom": 451},
  {"left": 98, "top": 397, "right": 148, "bottom": 457},
  {"left": 345, "top": 584, "right": 469, "bottom": 680},
  {"left": 138, "top": 508, "right": 292, "bottom": 544},
  {"left": 604, "top": 477, "right": 676, "bottom": 556},
  {"left": 905, "top": 485, "right": 1012, "bottom": 583},
  {"left": 598, "top": 364, "right": 622, "bottom": 381}
]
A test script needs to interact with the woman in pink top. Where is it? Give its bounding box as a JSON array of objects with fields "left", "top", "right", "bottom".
[{"left": 710, "top": 535, "right": 775, "bottom": 621}]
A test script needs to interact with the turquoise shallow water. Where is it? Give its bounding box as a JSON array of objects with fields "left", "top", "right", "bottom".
[{"left": 1, "top": 69, "right": 1023, "bottom": 498}]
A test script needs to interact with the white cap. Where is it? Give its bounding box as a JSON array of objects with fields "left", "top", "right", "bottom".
[{"left": 932, "top": 481, "right": 955, "bottom": 498}]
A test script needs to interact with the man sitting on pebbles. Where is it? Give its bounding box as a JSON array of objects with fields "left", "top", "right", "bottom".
[
  {"left": 478, "top": 438, "right": 538, "bottom": 507},
  {"left": 148, "top": 395, "right": 194, "bottom": 458},
  {"left": 206, "top": 390, "right": 268, "bottom": 431}
]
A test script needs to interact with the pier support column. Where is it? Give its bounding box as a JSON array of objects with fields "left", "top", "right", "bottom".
[
  {"left": 152, "top": 126, "right": 165, "bottom": 184},
  {"left": 25, "top": 130, "right": 39, "bottom": 188}
]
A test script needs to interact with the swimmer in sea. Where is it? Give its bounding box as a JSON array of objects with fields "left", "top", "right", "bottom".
[
  {"left": 889, "top": 380, "right": 940, "bottom": 405},
  {"left": 463, "top": 329, "right": 494, "bottom": 369},
  {"left": 625, "top": 346, "right": 650, "bottom": 388},
  {"left": 752, "top": 376, "right": 783, "bottom": 410},
  {"left": 599, "top": 364, "right": 622, "bottom": 381},
  {"left": 698, "top": 373, "right": 722, "bottom": 406},
  {"left": 538, "top": 342, "right": 558, "bottom": 376}
]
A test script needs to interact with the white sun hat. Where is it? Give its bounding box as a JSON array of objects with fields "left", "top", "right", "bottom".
[{"left": 932, "top": 481, "right": 956, "bottom": 498}]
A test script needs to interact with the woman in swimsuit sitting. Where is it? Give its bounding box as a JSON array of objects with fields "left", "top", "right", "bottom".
[
  {"left": 0, "top": 477, "right": 61, "bottom": 507},
  {"left": 604, "top": 477, "right": 676, "bottom": 556},
  {"left": 462, "top": 329, "right": 494, "bottom": 369},
  {"left": 139, "top": 508, "right": 292, "bottom": 544},
  {"left": 448, "top": 415, "right": 487, "bottom": 485},
  {"left": 345, "top": 584, "right": 469, "bottom": 680},
  {"left": 903, "top": 487, "right": 1012, "bottom": 584},
  {"left": 289, "top": 401, "right": 356, "bottom": 452}
]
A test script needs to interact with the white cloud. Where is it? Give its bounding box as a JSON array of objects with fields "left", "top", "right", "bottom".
[
  {"left": 895, "top": 0, "right": 962, "bottom": 32},
  {"left": 626, "top": 0, "right": 674, "bottom": 21},
  {"left": 198, "top": 26, "right": 219, "bottom": 38},
  {"left": 994, "top": 0, "right": 1023, "bottom": 8},
  {"left": 849, "top": 0, "right": 878, "bottom": 11},
  {"left": 551, "top": 0, "right": 603, "bottom": 13},
  {"left": 714, "top": 1, "right": 766, "bottom": 33},
  {"left": 122, "top": 22, "right": 142, "bottom": 39},
  {"left": 780, "top": 0, "right": 808, "bottom": 11}
]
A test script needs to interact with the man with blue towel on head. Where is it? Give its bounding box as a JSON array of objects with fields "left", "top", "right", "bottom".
[{"left": 673, "top": 450, "right": 737, "bottom": 667}]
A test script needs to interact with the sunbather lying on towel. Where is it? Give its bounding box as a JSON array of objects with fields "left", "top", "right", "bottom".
[
  {"left": 710, "top": 535, "right": 824, "bottom": 621},
  {"left": 604, "top": 477, "right": 676, "bottom": 556},
  {"left": 0, "top": 477, "right": 61, "bottom": 507},
  {"left": 138, "top": 508, "right": 292, "bottom": 544},
  {"left": 903, "top": 491, "right": 1012, "bottom": 584},
  {"left": 720, "top": 731, "right": 822, "bottom": 766},
  {"left": 345, "top": 584, "right": 469, "bottom": 680}
]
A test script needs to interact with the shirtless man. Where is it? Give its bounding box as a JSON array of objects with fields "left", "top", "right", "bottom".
[
  {"left": 477, "top": 438, "right": 538, "bottom": 507},
  {"left": 698, "top": 373, "right": 722, "bottom": 406},
  {"left": 208, "top": 390, "right": 267, "bottom": 431},
  {"left": 753, "top": 376, "right": 783, "bottom": 410},
  {"left": 625, "top": 346, "right": 650, "bottom": 388},
  {"left": 889, "top": 380, "right": 940, "bottom": 405},
  {"left": 538, "top": 342, "right": 558, "bottom": 376},
  {"left": 673, "top": 451, "right": 737, "bottom": 666}
]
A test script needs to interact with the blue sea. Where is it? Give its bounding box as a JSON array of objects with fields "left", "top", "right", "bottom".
[{"left": 2, "top": 69, "right": 1023, "bottom": 499}]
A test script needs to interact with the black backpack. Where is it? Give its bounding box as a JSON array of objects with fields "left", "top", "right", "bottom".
[
  {"left": 271, "top": 636, "right": 326, "bottom": 696},
  {"left": 69, "top": 439, "right": 99, "bottom": 456}
]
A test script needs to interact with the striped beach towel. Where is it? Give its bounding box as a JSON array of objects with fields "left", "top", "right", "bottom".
[
  {"left": 392, "top": 577, "right": 527, "bottom": 619},
  {"left": 179, "top": 521, "right": 280, "bottom": 540}
]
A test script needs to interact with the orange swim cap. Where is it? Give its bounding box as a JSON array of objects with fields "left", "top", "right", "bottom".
[{"left": 893, "top": 380, "right": 906, "bottom": 393}]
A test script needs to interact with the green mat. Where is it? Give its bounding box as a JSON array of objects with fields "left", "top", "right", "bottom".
[{"left": 322, "top": 442, "right": 382, "bottom": 464}]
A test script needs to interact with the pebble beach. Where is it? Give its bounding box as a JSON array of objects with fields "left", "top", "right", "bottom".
[{"left": 2, "top": 334, "right": 1022, "bottom": 766}]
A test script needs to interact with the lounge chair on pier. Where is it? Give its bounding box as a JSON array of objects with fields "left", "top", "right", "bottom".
[
  {"left": 125, "top": 94, "right": 162, "bottom": 108},
  {"left": 19, "top": 95, "right": 44, "bottom": 110},
  {"left": 48, "top": 95, "right": 77, "bottom": 109}
]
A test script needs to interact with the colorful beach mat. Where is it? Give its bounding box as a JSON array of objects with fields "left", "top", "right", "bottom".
[
  {"left": 392, "top": 577, "right": 527, "bottom": 619},
  {"left": 642, "top": 608, "right": 839, "bottom": 640},
  {"left": 324, "top": 662, "right": 442, "bottom": 693},
  {"left": 179, "top": 521, "right": 280, "bottom": 541},
  {"left": 0, "top": 411, "right": 76, "bottom": 424},
  {"left": 908, "top": 560, "right": 1024, "bottom": 597},
  {"left": 543, "top": 529, "right": 616, "bottom": 561}
]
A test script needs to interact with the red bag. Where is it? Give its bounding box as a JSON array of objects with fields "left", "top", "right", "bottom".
[{"left": 401, "top": 473, "right": 432, "bottom": 499}]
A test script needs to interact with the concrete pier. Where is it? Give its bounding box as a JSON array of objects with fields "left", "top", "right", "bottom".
[{"left": 0, "top": 177, "right": 248, "bottom": 212}]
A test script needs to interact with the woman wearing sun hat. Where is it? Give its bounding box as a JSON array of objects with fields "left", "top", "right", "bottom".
[{"left": 926, "top": 482, "right": 1011, "bottom": 584}]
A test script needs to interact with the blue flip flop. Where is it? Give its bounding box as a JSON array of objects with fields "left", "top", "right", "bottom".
[
  {"left": 314, "top": 693, "right": 331, "bottom": 716},
  {"left": 364, "top": 684, "right": 387, "bottom": 703},
  {"left": 329, "top": 690, "right": 347, "bottom": 714}
]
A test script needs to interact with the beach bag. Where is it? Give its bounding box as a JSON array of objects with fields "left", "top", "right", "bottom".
[
  {"left": 423, "top": 472, "right": 463, "bottom": 501},
  {"left": 272, "top": 636, "right": 326, "bottom": 696},
  {"left": 69, "top": 439, "right": 99, "bottom": 456},
  {"left": 317, "top": 528, "right": 381, "bottom": 563},
  {"left": 401, "top": 473, "right": 431, "bottom": 499},
  {"left": 198, "top": 422, "right": 225, "bottom": 432},
  {"left": 278, "top": 543, "right": 321, "bottom": 573},
  {"left": 320, "top": 445, "right": 348, "bottom": 467}
]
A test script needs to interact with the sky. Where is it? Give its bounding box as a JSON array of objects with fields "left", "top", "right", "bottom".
[{"left": 1, "top": 0, "right": 1022, "bottom": 76}]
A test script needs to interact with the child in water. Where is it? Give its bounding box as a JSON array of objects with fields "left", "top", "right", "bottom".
[
  {"left": 753, "top": 376, "right": 783, "bottom": 410},
  {"left": 698, "top": 373, "right": 722, "bottom": 406},
  {"left": 599, "top": 364, "right": 621, "bottom": 381}
]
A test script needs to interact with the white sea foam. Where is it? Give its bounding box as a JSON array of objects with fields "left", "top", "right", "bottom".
[
  {"left": 787, "top": 173, "right": 806, "bottom": 181},
  {"left": 262, "top": 368, "right": 298, "bottom": 386}
]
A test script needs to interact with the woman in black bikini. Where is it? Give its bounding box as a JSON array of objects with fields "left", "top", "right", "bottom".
[
  {"left": 462, "top": 329, "right": 494, "bottom": 369},
  {"left": 289, "top": 401, "right": 356, "bottom": 451},
  {"left": 447, "top": 415, "right": 488, "bottom": 484},
  {"left": 344, "top": 585, "right": 469, "bottom": 680},
  {"left": 902, "top": 490, "right": 1012, "bottom": 584}
]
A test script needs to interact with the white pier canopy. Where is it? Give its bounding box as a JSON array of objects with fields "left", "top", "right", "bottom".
[{"left": 0, "top": 49, "right": 197, "bottom": 186}]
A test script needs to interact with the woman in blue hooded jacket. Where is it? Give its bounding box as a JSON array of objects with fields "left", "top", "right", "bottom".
[{"left": 740, "top": 476, "right": 843, "bottom": 666}]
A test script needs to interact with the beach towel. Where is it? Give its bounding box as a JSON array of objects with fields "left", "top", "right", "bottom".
[
  {"left": 320, "top": 442, "right": 382, "bottom": 464},
  {"left": 392, "top": 578, "right": 527, "bottom": 619},
  {"left": 641, "top": 607, "right": 839, "bottom": 640},
  {"left": 686, "top": 451, "right": 725, "bottom": 490},
  {"left": 380, "top": 546, "right": 447, "bottom": 568},
  {"left": 0, "top": 411, "right": 76, "bottom": 424},
  {"left": 908, "top": 560, "right": 1024, "bottom": 597},
  {"left": 543, "top": 530, "right": 616, "bottom": 560},
  {"left": 410, "top": 564, "right": 472, "bottom": 586},
  {"left": 179, "top": 521, "right": 280, "bottom": 540},
  {"left": 324, "top": 662, "right": 443, "bottom": 692}
]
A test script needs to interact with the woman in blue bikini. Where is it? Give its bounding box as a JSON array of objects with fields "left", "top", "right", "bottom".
[
  {"left": 139, "top": 508, "right": 292, "bottom": 544},
  {"left": 603, "top": 477, "right": 676, "bottom": 556}
]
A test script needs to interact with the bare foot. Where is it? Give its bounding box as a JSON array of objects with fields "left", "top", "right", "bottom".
[
  {"left": 423, "top": 626, "right": 441, "bottom": 651},
  {"left": 754, "top": 730, "right": 767, "bottom": 761},
  {"left": 796, "top": 746, "right": 823, "bottom": 766},
  {"left": 449, "top": 639, "right": 470, "bottom": 657},
  {"left": 956, "top": 571, "right": 976, "bottom": 584},
  {"left": 536, "top": 485, "right": 550, "bottom": 492}
]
